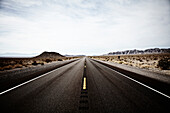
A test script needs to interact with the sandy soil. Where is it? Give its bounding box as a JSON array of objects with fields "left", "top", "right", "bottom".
[
  {"left": 0, "top": 57, "right": 79, "bottom": 71},
  {"left": 89, "top": 53, "right": 170, "bottom": 75}
]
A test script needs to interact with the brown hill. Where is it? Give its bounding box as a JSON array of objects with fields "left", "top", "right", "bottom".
[{"left": 35, "top": 51, "right": 64, "bottom": 59}]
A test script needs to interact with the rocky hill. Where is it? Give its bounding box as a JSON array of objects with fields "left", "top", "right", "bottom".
[
  {"left": 108, "top": 48, "right": 170, "bottom": 55},
  {"left": 35, "top": 51, "right": 64, "bottom": 59}
]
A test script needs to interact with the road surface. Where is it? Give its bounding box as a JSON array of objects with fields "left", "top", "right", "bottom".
[{"left": 0, "top": 57, "right": 169, "bottom": 113}]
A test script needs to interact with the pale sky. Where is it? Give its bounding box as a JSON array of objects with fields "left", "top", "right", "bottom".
[{"left": 0, "top": 0, "right": 170, "bottom": 56}]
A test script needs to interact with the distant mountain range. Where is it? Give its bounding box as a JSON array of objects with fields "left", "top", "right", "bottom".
[
  {"left": 107, "top": 48, "right": 170, "bottom": 55},
  {"left": 1, "top": 48, "right": 169, "bottom": 58}
]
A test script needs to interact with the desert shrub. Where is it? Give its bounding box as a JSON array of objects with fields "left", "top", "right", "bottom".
[
  {"left": 157, "top": 58, "right": 170, "bottom": 70},
  {"left": 141, "top": 63, "right": 144, "bottom": 65},
  {"left": 124, "top": 59, "right": 127, "bottom": 62},
  {"left": 24, "top": 64, "right": 28, "bottom": 67},
  {"left": 41, "top": 62, "right": 44, "bottom": 65},
  {"left": 136, "top": 58, "right": 140, "bottom": 61},
  {"left": 58, "top": 59, "right": 63, "bottom": 61},
  {"left": 153, "top": 57, "right": 158, "bottom": 60},
  {"left": 139, "top": 59, "right": 143, "bottom": 62},
  {"left": 128, "top": 63, "right": 133, "bottom": 66},
  {"left": 32, "top": 61, "right": 38, "bottom": 65},
  {"left": 45, "top": 59, "right": 52, "bottom": 63},
  {"left": 19, "top": 61, "right": 23, "bottom": 64},
  {"left": 118, "top": 61, "right": 123, "bottom": 64}
]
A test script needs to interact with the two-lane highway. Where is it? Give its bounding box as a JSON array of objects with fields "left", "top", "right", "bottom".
[{"left": 0, "top": 57, "right": 170, "bottom": 113}]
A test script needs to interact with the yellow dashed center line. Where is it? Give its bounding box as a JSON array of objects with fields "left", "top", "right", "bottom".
[{"left": 83, "top": 77, "right": 86, "bottom": 90}]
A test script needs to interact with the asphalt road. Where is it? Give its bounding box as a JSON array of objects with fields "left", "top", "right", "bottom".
[
  {"left": 0, "top": 59, "right": 78, "bottom": 92},
  {"left": 0, "top": 57, "right": 170, "bottom": 113}
]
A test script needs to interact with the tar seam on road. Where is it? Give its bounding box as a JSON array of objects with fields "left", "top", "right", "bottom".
[
  {"left": 79, "top": 60, "right": 89, "bottom": 111},
  {"left": 94, "top": 60, "right": 170, "bottom": 99}
]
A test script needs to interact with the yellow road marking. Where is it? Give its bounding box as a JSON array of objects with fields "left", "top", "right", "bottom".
[{"left": 83, "top": 77, "right": 86, "bottom": 90}]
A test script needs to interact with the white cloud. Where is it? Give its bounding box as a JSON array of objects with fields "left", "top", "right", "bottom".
[{"left": 0, "top": 0, "right": 170, "bottom": 55}]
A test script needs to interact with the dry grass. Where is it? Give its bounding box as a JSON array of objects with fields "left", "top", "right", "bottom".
[
  {"left": 0, "top": 56, "right": 80, "bottom": 71},
  {"left": 89, "top": 53, "right": 170, "bottom": 75}
]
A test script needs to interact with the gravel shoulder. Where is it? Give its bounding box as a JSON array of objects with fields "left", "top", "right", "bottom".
[{"left": 94, "top": 59, "right": 170, "bottom": 84}]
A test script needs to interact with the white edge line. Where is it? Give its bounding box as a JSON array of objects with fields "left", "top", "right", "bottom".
[
  {"left": 94, "top": 59, "right": 170, "bottom": 99},
  {"left": 112, "top": 68, "right": 170, "bottom": 99},
  {"left": 0, "top": 68, "right": 59, "bottom": 95}
]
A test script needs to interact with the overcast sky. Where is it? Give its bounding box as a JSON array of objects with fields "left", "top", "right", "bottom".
[{"left": 0, "top": 0, "right": 170, "bottom": 56}]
